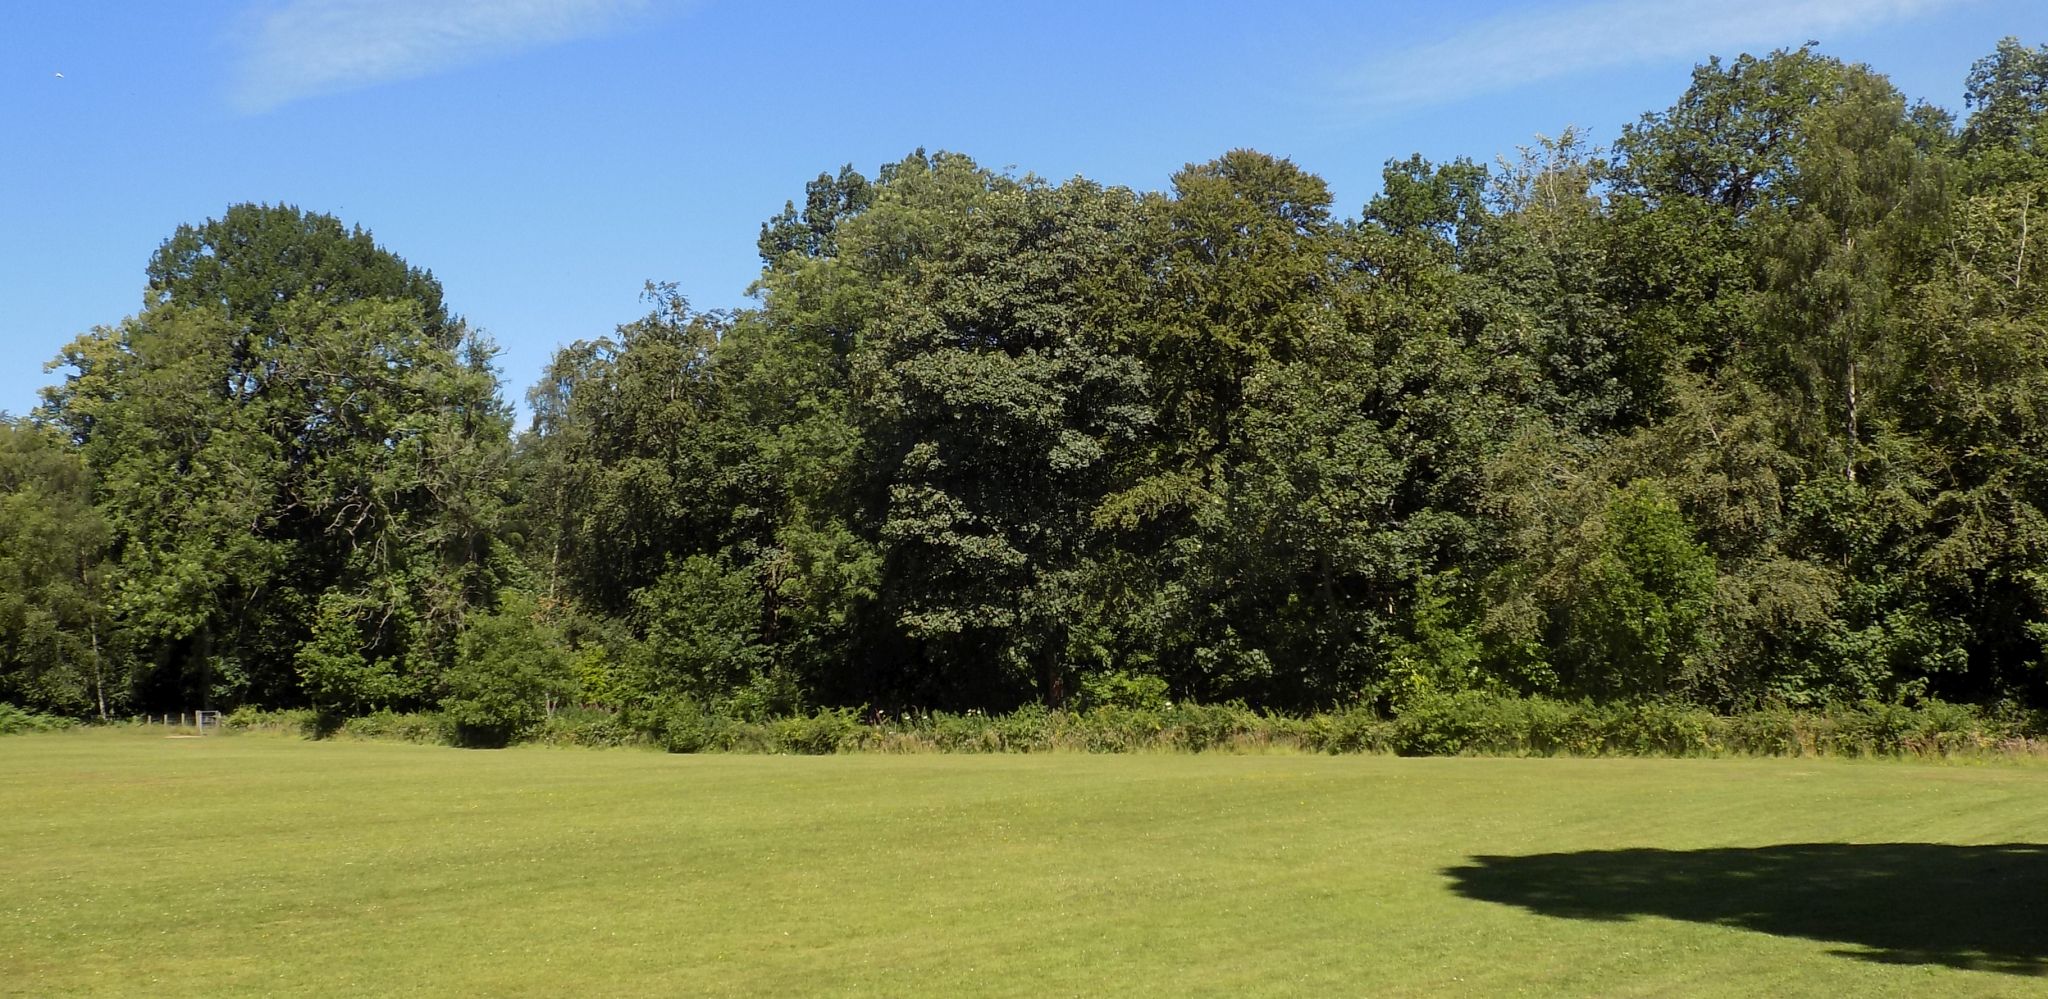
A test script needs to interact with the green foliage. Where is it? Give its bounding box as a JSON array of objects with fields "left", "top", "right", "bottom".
[
  {"left": 1076, "top": 670, "right": 1170, "bottom": 712},
  {"left": 837, "top": 155, "right": 1153, "bottom": 707},
  {"left": 1614, "top": 46, "right": 1848, "bottom": 217},
  {"left": 16, "top": 41, "right": 2048, "bottom": 729},
  {"left": 1559, "top": 482, "right": 1719, "bottom": 699},
  {"left": 1375, "top": 692, "right": 2022, "bottom": 758},
  {"left": 1961, "top": 37, "right": 2048, "bottom": 183},
  {"left": 146, "top": 202, "right": 449, "bottom": 336},
  {"left": 628, "top": 555, "right": 771, "bottom": 707},
  {"left": 295, "top": 589, "right": 420, "bottom": 717},
  {"left": 38, "top": 205, "right": 508, "bottom": 715},
  {"left": 442, "top": 595, "right": 575, "bottom": 747},
  {"left": 0, "top": 422, "right": 116, "bottom": 719},
  {"left": 757, "top": 165, "right": 874, "bottom": 263},
  {"left": 1385, "top": 573, "right": 1485, "bottom": 705},
  {"left": 767, "top": 707, "right": 861, "bottom": 755},
  {"left": 646, "top": 697, "right": 735, "bottom": 753},
  {"left": 1304, "top": 706, "right": 1389, "bottom": 754},
  {"left": 0, "top": 703, "right": 76, "bottom": 735},
  {"left": 531, "top": 706, "right": 641, "bottom": 748},
  {"left": 220, "top": 706, "right": 319, "bottom": 736},
  {"left": 337, "top": 709, "right": 448, "bottom": 745},
  {"left": 206, "top": 695, "right": 2038, "bottom": 761}
]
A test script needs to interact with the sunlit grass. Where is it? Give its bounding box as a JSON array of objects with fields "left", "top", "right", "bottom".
[{"left": 3, "top": 729, "right": 2043, "bottom": 996}]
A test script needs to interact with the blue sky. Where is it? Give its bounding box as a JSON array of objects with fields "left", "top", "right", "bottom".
[{"left": 4, "top": 0, "right": 2042, "bottom": 422}]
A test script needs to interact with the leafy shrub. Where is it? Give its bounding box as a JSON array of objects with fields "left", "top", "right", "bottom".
[
  {"left": 187, "top": 692, "right": 2047, "bottom": 760},
  {"left": 533, "top": 707, "right": 642, "bottom": 748},
  {"left": 339, "top": 710, "right": 446, "bottom": 745},
  {"left": 1165, "top": 702, "right": 1261, "bottom": 752},
  {"left": 724, "top": 670, "right": 806, "bottom": 723},
  {"left": 1390, "top": 691, "right": 1510, "bottom": 756},
  {"left": 1605, "top": 700, "right": 1715, "bottom": 756},
  {"left": 1716, "top": 706, "right": 1805, "bottom": 755},
  {"left": 442, "top": 595, "right": 575, "bottom": 748},
  {"left": 1553, "top": 482, "right": 1719, "bottom": 700},
  {"left": 648, "top": 698, "right": 733, "bottom": 753},
  {"left": 1385, "top": 693, "right": 1720, "bottom": 757},
  {"left": 219, "top": 707, "right": 326, "bottom": 737},
  {"left": 0, "top": 703, "right": 75, "bottom": 734},
  {"left": 1075, "top": 706, "right": 1165, "bottom": 752},
  {"left": 1384, "top": 572, "right": 1485, "bottom": 705},
  {"left": 992, "top": 704, "right": 1056, "bottom": 752},
  {"left": 628, "top": 556, "right": 770, "bottom": 705},
  {"left": 1521, "top": 698, "right": 1603, "bottom": 755},
  {"left": 769, "top": 707, "right": 860, "bottom": 754},
  {"left": 1304, "top": 705, "right": 1387, "bottom": 754},
  {"left": 569, "top": 646, "right": 621, "bottom": 708},
  {"left": 1830, "top": 700, "right": 1909, "bottom": 755},
  {"left": 294, "top": 591, "right": 422, "bottom": 718},
  {"left": 919, "top": 711, "right": 996, "bottom": 752},
  {"left": 1907, "top": 699, "right": 1997, "bottom": 754},
  {"left": 1077, "top": 671, "right": 1171, "bottom": 712}
]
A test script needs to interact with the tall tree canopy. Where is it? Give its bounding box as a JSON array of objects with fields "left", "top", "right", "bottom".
[
  {"left": 36, "top": 206, "right": 508, "bottom": 713},
  {"left": 8, "top": 42, "right": 2048, "bottom": 723}
]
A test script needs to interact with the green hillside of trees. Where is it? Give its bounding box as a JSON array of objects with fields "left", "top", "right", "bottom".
[{"left": 8, "top": 43, "right": 2048, "bottom": 735}]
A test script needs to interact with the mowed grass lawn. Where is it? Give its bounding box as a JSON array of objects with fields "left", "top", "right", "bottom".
[{"left": 3, "top": 731, "right": 2045, "bottom": 997}]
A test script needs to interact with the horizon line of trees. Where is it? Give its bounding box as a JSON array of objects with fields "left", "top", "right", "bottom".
[{"left": 6, "top": 41, "right": 2048, "bottom": 733}]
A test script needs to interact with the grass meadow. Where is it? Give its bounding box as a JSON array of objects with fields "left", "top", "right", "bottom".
[{"left": 3, "top": 729, "right": 2044, "bottom": 996}]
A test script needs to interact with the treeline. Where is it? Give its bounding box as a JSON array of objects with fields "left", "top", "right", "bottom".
[{"left": 6, "top": 43, "right": 2048, "bottom": 742}]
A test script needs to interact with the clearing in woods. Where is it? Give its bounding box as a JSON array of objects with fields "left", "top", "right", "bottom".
[{"left": 1, "top": 729, "right": 2044, "bottom": 997}]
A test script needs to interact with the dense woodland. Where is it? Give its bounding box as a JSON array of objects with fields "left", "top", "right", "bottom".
[{"left": 7, "top": 43, "right": 2048, "bottom": 740}]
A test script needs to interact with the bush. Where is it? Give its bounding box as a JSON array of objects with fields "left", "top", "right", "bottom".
[
  {"left": 914, "top": 711, "right": 990, "bottom": 752},
  {"left": 184, "top": 692, "right": 2047, "bottom": 760},
  {"left": 1521, "top": 698, "right": 1603, "bottom": 755},
  {"left": 769, "top": 707, "right": 860, "bottom": 755},
  {"left": 0, "top": 703, "right": 75, "bottom": 735},
  {"left": 1164, "top": 702, "right": 1263, "bottom": 752},
  {"left": 442, "top": 595, "right": 576, "bottom": 748},
  {"left": 1605, "top": 700, "right": 1715, "bottom": 756},
  {"left": 221, "top": 708, "right": 445, "bottom": 744},
  {"left": 1390, "top": 691, "right": 1509, "bottom": 756},
  {"left": 1717, "top": 706, "right": 1804, "bottom": 755},
  {"left": 724, "top": 670, "right": 805, "bottom": 723},
  {"left": 629, "top": 556, "right": 771, "bottom": 705},
  {"left": 992, "top": 704, "right": 1056, "bottom": 752},
  {"left": 1075, "top": 706, "right": 1164, "bottom": 752},
  {"left": 1908, "top": 699, "right": 1997, "bottom": 754},
  {"left": 648, "top": 698, "right": 733, "bottom": 753},
  {"left": 1077, "top": 671, "right": 1170, "bottom": 712},
  {"left": 222, "top": 706, "right": 308, "bottom": 735},
  {"left": 533, "top": 707, "right": 642, "bottom": 748},
  {"left": 339, "top": 710, "right": 446, "bottom": 745},
  {"left": 1305, "top": 706, "right": 1388, "bottom": 754},
  {"left": 1384, "top": 693, "right": 1726, "bottom": 757}
]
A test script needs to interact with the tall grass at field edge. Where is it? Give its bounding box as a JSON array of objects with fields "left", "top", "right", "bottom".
[{"left": 150, "top": 693, "right": 2048, "bottom": 760}]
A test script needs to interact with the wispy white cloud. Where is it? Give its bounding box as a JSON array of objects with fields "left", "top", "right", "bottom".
[
  {"left": 1345, "top": 0, "right": 1973, "bottom": 115},
  {"left": 233, "top": 0, "right": 658, "bottom": 112}
]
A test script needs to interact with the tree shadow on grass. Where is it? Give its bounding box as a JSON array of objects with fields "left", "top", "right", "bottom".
[{"left": 1444, "top": 844, "right": 2048, "bottom": 976}]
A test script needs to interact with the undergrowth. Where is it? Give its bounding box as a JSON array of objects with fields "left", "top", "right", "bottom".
[{"left": 187, "top": 693, "right": 2048, "bottom": 759}]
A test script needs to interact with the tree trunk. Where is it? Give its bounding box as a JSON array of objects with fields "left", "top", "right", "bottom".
[
  {"left": 89, "top": 618, "right": 108, "bottom": 723},
  {"left": 1845, "top": 358, "right": 1859, "bottom": 483}
]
